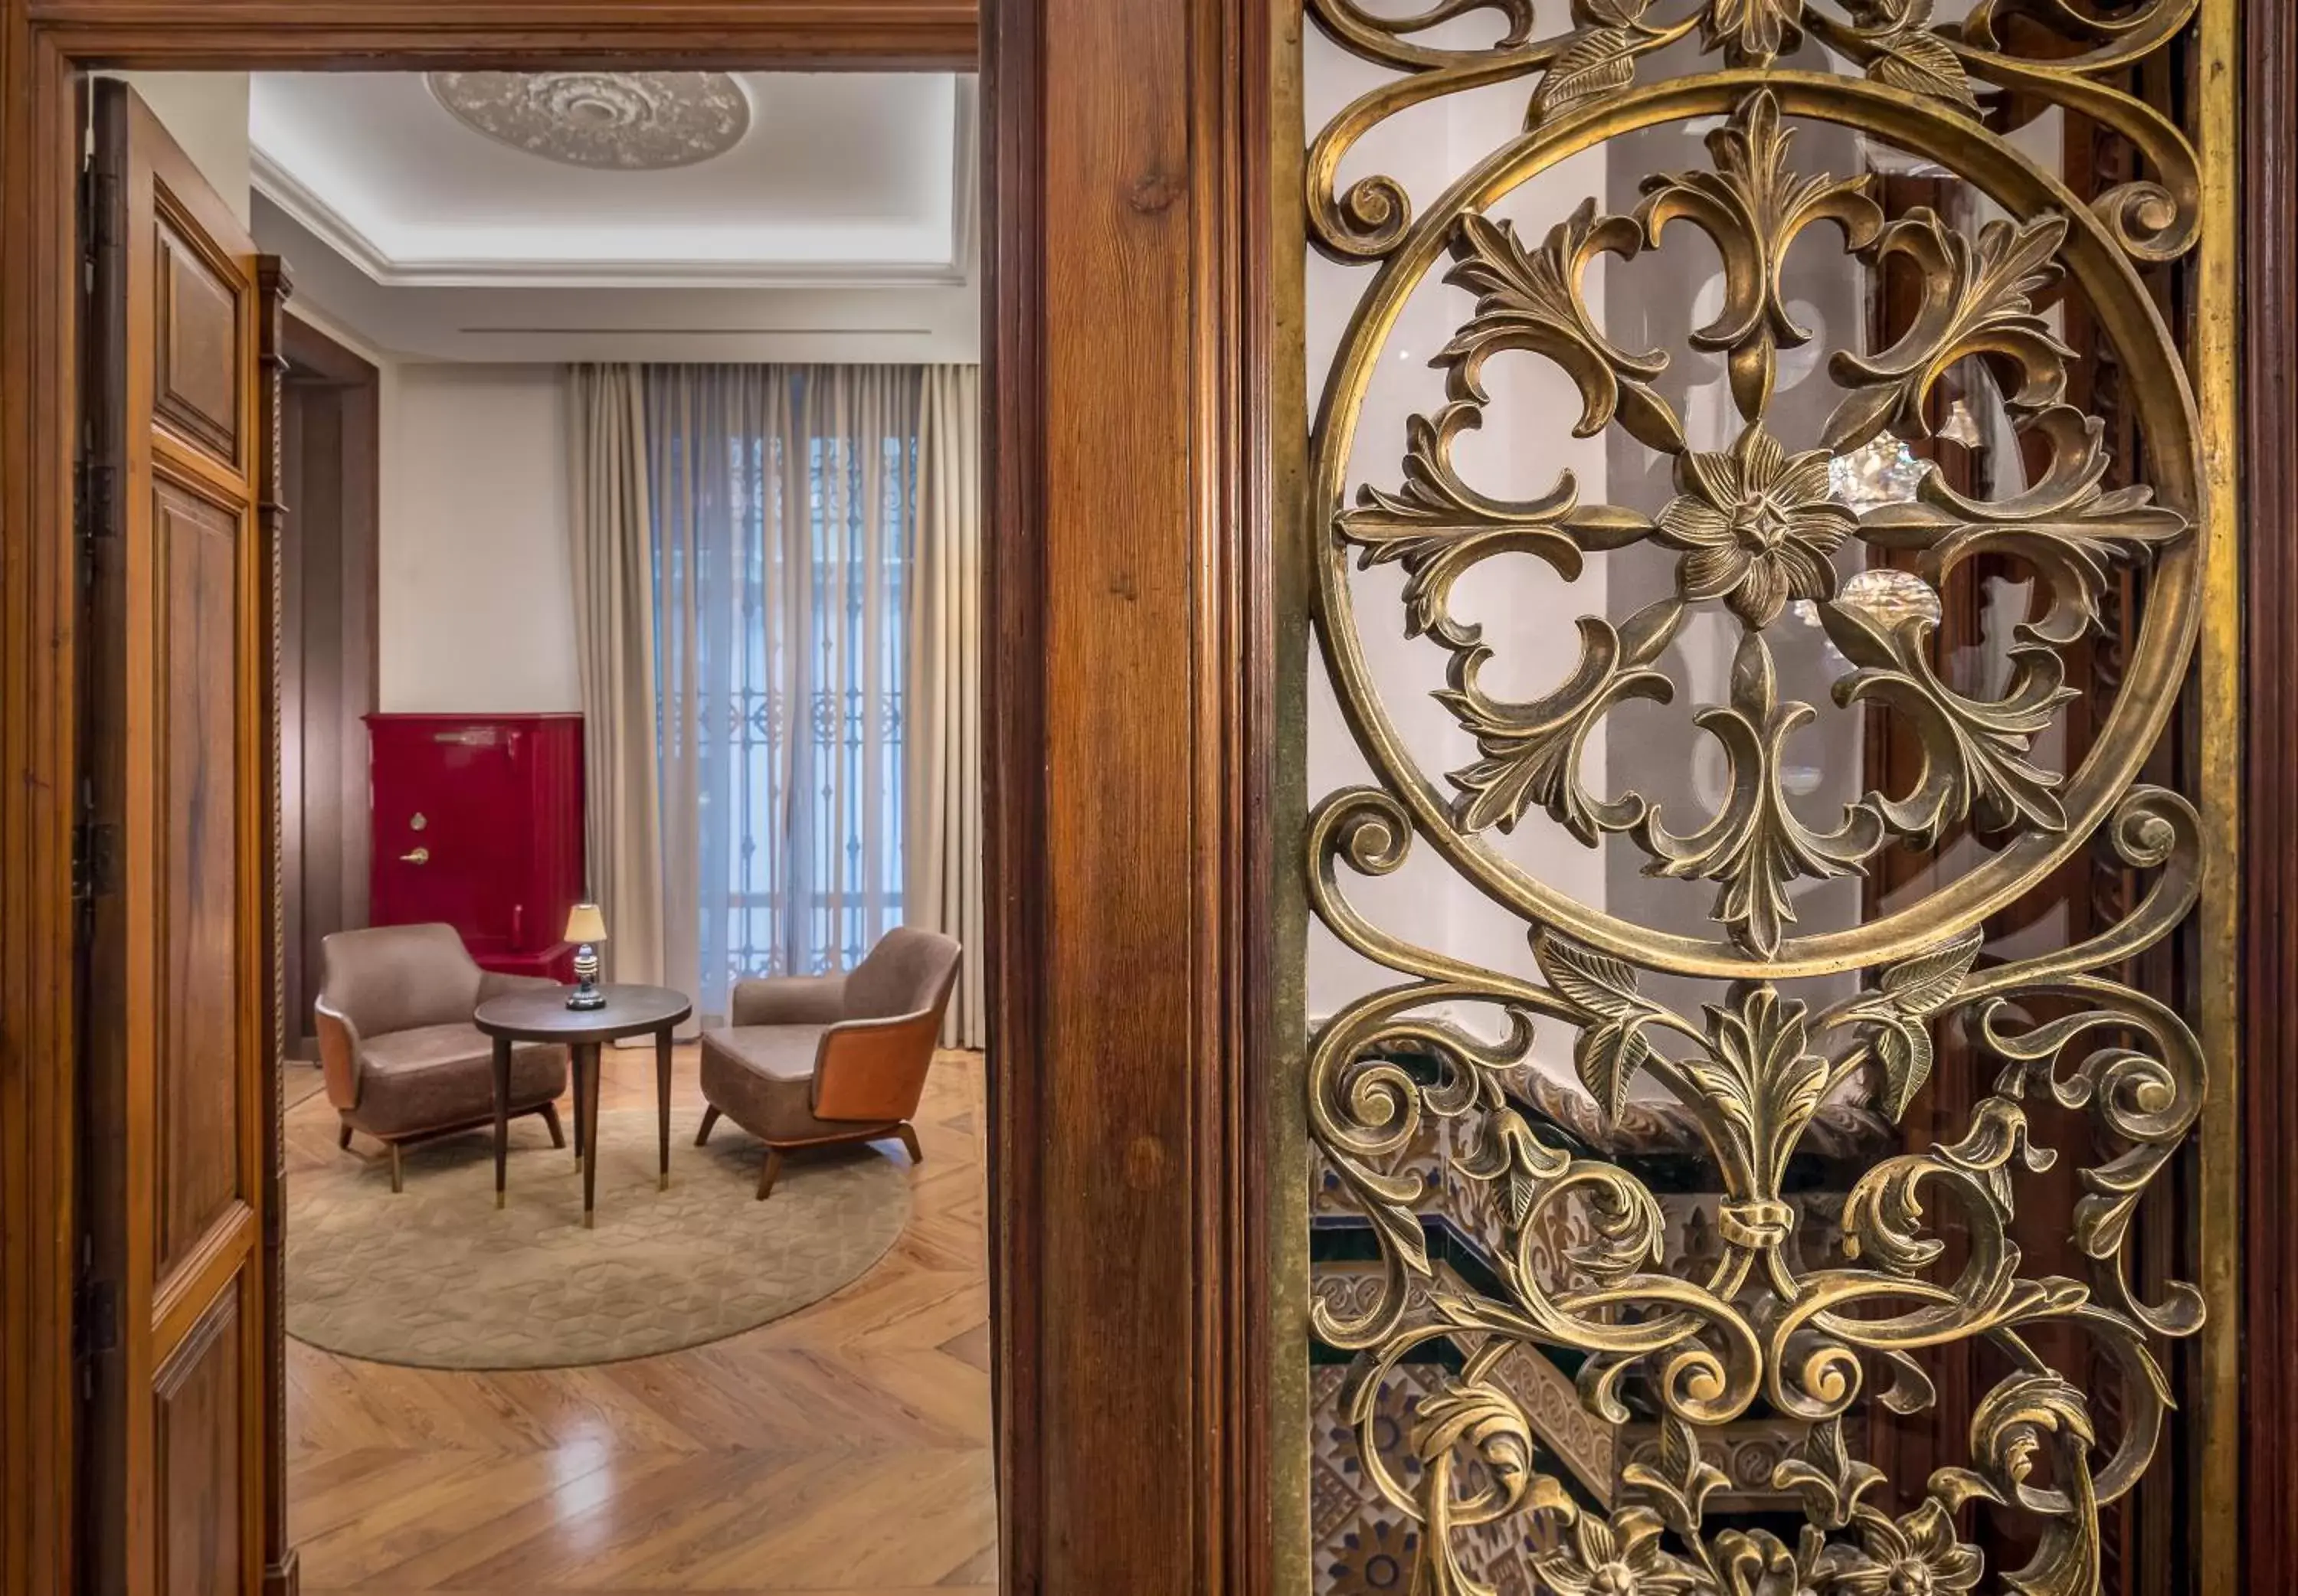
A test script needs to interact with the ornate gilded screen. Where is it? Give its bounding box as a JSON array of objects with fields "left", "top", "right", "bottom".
[{"left": 1296, "top": 4, "right": 2236, "bottom": 1594}]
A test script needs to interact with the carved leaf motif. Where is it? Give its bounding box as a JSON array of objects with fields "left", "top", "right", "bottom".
[
  {"left": 1638, "top": 90, "right": 1882, "bottom": 419},
  {"left": 1881, "top": 1350, "right": 1938, "bottom": 1416},
  {"left": 1843, "top": 0, "right": 1979, "bottom": 109},
  {"left": 1441, "top": 597, "right": 1682, "bottom": 838},
  {"left": 1440, "top": 204, "right": 1685, "bottom": 453},
  {"left": 1698, "top": 985, "right": 1828, "bottom": 1186},
  {"left": 1454, "top": 1105, "right": 1573, "bottom": 1235},
  {"left": 1883, "top": 927, "right": 1986, "bottom": 1015},
  {"left": 1840, "top": 928, "right": 1985, "bottom": 1119},
  {"left": 1870, "top": 27, "right": 1976, "bottom": 107},
  {"left": 1699, "top": 0, "right": 1806, "bottom": 66},
  {"left": 1825, "top": 211, "right": 2074, "bottom": 454},
  {"left": 1772, "top": 1417, "right": 1885, "bottom": 1530},
  {"left": 1622, "top": 1414, "right": 1730, "bottom": 1537},
  {"left": 1337, "top": 404, "right": 1588, "bottom": 649},
  {"left": 1535, "top": 934, "right": 1664, "bottom": 1120},
  {"left": 1823, "top": 601, "right": 2078, "bottom": 842},
  {"left": 1868, "top": 1020, "right": 1933, "bottom": 1123},
  {"left": 1636, "top": 636, "right": 1884, "bottom": 958},
  {"left": 1531, "top": 25, "right": 1647, "bottom": 123},
  {"left": 1858, "top": 404, "right": 2189, "bottom": 646}
]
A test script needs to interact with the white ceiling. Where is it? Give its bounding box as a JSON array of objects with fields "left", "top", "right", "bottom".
[
  {"left": 250, "top": 71, "right": 970, "bottom": 289},
  {"left": 260, "top": 191, "right": 978, "bottom": 365}
]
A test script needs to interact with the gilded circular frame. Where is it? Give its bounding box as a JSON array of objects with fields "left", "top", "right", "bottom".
[{"left": 1311, "top": 70, "right": 2204, "bottom": 981}]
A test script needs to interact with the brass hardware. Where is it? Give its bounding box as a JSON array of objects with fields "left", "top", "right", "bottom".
[
  {"left": 398, "top": 847, "right": 429, "bottom": 865},
  {"left": 409, "top": 812, "right": 427, "bottom": 832},
  {"left": 1299, "top": 2, "right": 2230, "bottom": 1591}
]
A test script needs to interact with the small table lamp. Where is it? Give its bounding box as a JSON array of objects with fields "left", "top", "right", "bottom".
[{"left": 565, "top": 902, "right": 608, "bottom": 1010}]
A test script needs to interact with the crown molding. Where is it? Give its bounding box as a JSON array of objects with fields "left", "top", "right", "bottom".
[{"left": 249, "top": 83, "right": 972, "bottom": 290}]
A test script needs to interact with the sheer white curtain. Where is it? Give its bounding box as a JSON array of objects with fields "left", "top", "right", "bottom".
[{"left": 647, "top": 366, "right": 919, "bottom": 1022}]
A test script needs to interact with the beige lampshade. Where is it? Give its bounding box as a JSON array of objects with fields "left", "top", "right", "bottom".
[{"left": 564, "top": 902, "right": 608, "bottom": 944}]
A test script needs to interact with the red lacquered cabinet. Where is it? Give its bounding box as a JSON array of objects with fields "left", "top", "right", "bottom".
[{"left": 365, "top": 712, "right": 585, "bottom": 980}]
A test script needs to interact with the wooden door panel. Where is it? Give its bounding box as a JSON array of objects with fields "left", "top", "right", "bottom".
[
  {"left": 154, "top": 214, "right": 243, "bottom": 467},
  {"left": 155, "top": 1288, "right": 250, "bottom": 1596},
  {"left": 152, "top": 474, "right": 247, "bottom": 1286},
  {"left": 82, "top": 80, "right": 270, "bottom": 1596}
]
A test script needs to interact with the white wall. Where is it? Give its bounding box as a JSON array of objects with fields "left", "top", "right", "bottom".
[
  {"left": 116, "top": 73, "right": 252, "bottom": 225},
  {"left": 379, "top": 365, "right": 581, "bottom": 714}
]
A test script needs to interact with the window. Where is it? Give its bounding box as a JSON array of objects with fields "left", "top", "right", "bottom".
[{"left": 648, "top": 365, "right": 919, "bottom": 1015}]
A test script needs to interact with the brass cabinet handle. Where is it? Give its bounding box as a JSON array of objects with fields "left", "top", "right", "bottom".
[{"left": 400, "top": 847, "right": 430, "bottom": 865}]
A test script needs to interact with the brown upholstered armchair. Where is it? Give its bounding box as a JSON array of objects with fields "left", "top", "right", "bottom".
[
  {"left": 697, "top": 927, "right": 962, "bottom": 1199},
  {"left": 314, "top": 923, "right": 570, "bottom": 1192}
]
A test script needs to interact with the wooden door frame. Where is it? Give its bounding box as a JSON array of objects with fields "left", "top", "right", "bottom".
[
  {"left": 279, "top": 311, "right": 381, "bottom": 1061},
  {"left": 0, "top": 4, "right": 1283, "bottom": 1595},
  {"left": 2244, "top": 3, "right": 2298, "bottom": 1591}
]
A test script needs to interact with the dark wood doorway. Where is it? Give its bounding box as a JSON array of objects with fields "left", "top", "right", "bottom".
[
  {"left": 2, "top": 9, "right": 1277, "bottom": 1596},
  {"left": 279, "top": 315, "right": 378, "bottom": 1062}
]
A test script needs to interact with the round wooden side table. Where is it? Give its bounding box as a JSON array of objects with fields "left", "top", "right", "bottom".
[{"left": 473, "top": 983, "right": 693, "bottom": 1228}]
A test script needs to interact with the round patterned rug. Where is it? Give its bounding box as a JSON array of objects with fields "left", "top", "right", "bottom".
[{"left": 286, "top": 1109, "right": 911, "bottom": 1369}]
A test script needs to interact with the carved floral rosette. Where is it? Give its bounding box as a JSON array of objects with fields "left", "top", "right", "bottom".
[{"left": 1301, "top": 4, "right": 2211, "bottom": 1594}]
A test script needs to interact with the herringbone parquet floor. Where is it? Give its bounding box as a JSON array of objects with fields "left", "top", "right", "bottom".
[{"left": 283, "top": 1047, "right": 997, "bottom": 1595}]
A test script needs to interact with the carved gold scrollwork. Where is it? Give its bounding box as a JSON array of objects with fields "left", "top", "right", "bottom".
[
  {"left": 1304, "top": 3, "right": 2215, "bottom": 1588},
  {"left": 1308, "top": 0, "right": 2201, "bottom": 264}
]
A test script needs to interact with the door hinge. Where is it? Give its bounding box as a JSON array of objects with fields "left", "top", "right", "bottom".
[
  {"left": 73, "top": 456, "right": 90, "bottom": 590},
  {"left": 77, "top": 159, "right": 116, "bottom": 269},
  {"left": 70, "top": 815, "right": 116, "bottom": 906},
  {"left": 70, "top": 793, "right": 87, "bottom": 905},
  {"left": 77, "top": 1279, "right": 118, "bottom": 1356},
  {"left": 73, "top": 456, "right": 115, "bottom": 593},
  {"left": 74, "top": 1250, "right": 117, "bottom": 1398}
]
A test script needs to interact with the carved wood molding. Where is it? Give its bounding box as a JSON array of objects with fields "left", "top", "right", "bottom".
[
  {"left": 25, "top": 1, "right": 976, "bottom": 67},
  {"left": 2243, "top": 0, "right": 2298, "bottom": 1589},
  {"left": 984, "top": 0, "right": 1285, "bottom": 1589}
]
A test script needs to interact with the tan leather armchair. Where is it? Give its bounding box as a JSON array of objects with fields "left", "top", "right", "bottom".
[
  {"left": 696, "top": 927, "right": 962, "bottom": 1199},
  {"left": 315, "top": 923, "right": 569, "bottom": 1192}
]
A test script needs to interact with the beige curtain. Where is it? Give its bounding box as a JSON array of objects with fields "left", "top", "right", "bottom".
[
  {"left": 905, "top": 365, "right": 984, "bottom": 1048},
  {"left": 567, "top": 365, "right": 673, "bottom": 996}
]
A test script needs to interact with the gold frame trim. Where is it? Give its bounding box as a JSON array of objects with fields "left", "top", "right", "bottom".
[{"left": 2191, "top": 0, "right": 2241, "bottom": 1588}]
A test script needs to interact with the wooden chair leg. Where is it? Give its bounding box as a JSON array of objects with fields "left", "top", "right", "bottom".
[
  {"left": 388, "top": 1141, "right": 404, "bottom": 1195},
  {"left": 338, "top": 1120, "right": 353, "bottom": 1152},
  {"left": 896, "top": 1123, "right": 923, "bottom": 1166},
  {"left": 540, "top": 1101, "right": 566, "bottom": 1149},
  {"left": 755, "top": 1148, "right": 784, "bottom": 1201},
  {"left": 696, "top": 1104, "right": 722, "bottom": 1146}
]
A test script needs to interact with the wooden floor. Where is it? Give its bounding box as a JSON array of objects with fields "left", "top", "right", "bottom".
[{"left": 283, "top": 1046, "right": 997, "bottom": 1595}]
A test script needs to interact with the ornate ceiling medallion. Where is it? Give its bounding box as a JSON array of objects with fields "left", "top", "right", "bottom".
[{"left": 425, "top": 71, "right": 752, "bottom": 171}]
